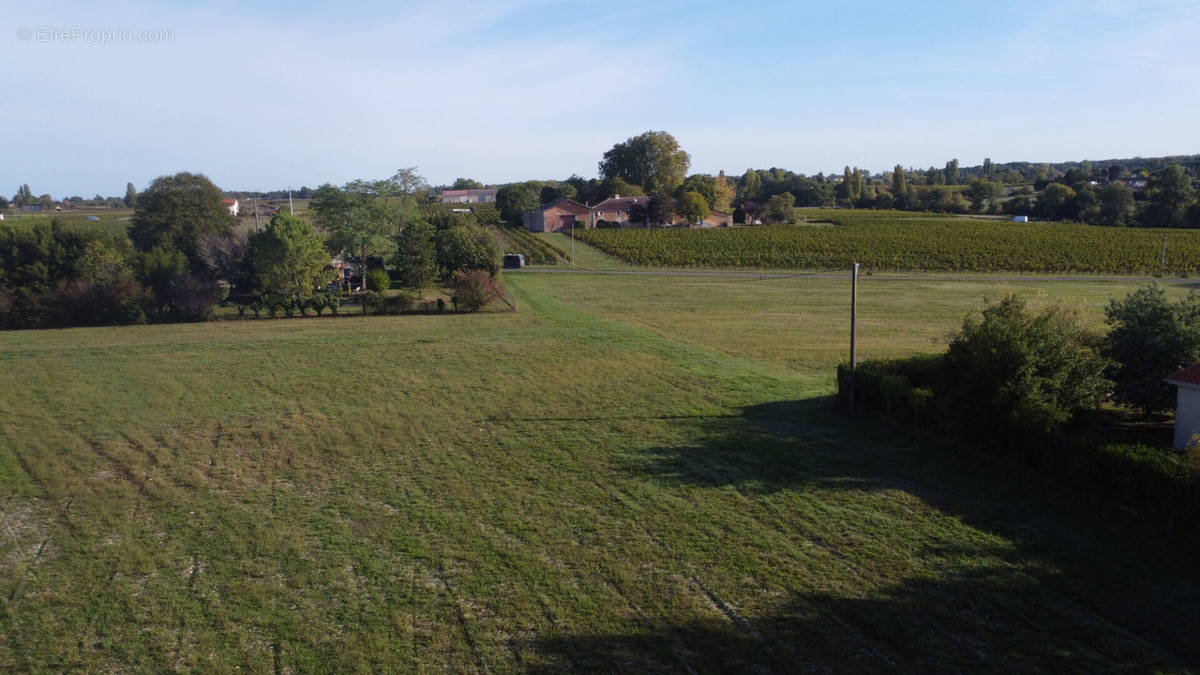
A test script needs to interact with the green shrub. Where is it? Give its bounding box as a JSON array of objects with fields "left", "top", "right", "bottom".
[
  {"left": 448, "top": 270, "right": 506, "bottom": 312},
  {"left": 942, "top": 296, "right": 1110, "bottom": 446},
  {"left": 365, "top": 268, "right": 391, "bottom": 293},
  {"left": 360, "top": 291, "right": 386, "bottom": 315},
  {"left": 385, "top": 293, "right": 412, "bottom": 315}
]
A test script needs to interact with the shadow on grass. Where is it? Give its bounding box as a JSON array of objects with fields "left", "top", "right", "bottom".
[
  {"left": 577, "top": 396, "right": 1200, "bottom": 671},
  {"left": 528, "top": 557, "right": 1178, "bottom": 673}
]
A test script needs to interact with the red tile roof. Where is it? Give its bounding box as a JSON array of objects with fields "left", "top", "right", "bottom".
[
  {"left": 537, "top": 198, "right": 590, "bottom": 214},
  {"left": 1166, "top": 363, "right": 1200, "bottom": 387}
]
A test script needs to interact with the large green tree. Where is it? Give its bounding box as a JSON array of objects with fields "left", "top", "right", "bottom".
[
  {"left": 599, "top": 131, "right": 690, "bottom": 195},
  {"left": 711, "top": 172, "right": 735, "bottom": 212},
  {"left": 123, "top": 182, "right": 138, "bottom": 208},
  {"left": 967, "top": 179, "right": 998, "bottom": 213},
  {"left": 435, "top": 225, "right": 499, "bottom": 279},
  {"left": 248, "top": 212, "right": 332, "bottom": 298},
  {"left": 313, "top": 172, "right": 423, "bottom": 282},
  {"left": 1104, "top": 285, "right": 1200, "bottom": 416},
  {"left": 128, "top": 172, "right": 237, "bottom": 273},
  {"left": 452, "top": 178, "right": 484, "bottom": 190},
  {"left": 1141, "top": 165, "right": 1195, "bottom": 228},
  {"left": 392, "top": 220, "right": 438, "bottom": 289},
  {"left": 1098, "top": 182, "right": 1136, "bottom": 226},
  {"left": 1035, "top": 183, "right": 1077, "bottom": 219},
  {"left": 738, "top": 169, "right": 762, "bottom": 203},
  {"left": 763, "top": 192, "right": 796, "bottom": 223},
  {"left": 891, "top": 164, "right": 907, "bottom": 197},
  {"left": 678, "top": 191, "right": 710, "bottom": 224},
  {"left": 944, "top": 159, "right": 960, "bottom": 186},
  {"left": 495, "top": 182, "right": 543, "bottom": 226}
]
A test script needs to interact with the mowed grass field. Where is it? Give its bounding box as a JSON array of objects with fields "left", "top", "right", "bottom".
[{"left": 3, "top": 270, "right": 1200, "bottom": 671}]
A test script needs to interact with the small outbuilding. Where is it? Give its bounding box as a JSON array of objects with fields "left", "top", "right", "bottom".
[
  {"left": 1012, "top": 215, "right": 1029, "bottom": 223},
  {"left": 1166, "top": 364, "right": 1200, "bottom": 449},
  {"left": 522, "top": 198, "right": 591, "bottom": 232}
]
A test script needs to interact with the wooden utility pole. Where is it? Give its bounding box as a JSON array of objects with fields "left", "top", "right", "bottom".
[
  {"left": 253, "top": 197, "right": 260, "bottom": 231},
  {"left": 849, "top": 262, "right": 859, "bottom": 411}
]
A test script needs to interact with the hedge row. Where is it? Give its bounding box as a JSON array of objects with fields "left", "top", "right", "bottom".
[{"left": 838, "top": 358, "right": 1200, "bottom": 536}]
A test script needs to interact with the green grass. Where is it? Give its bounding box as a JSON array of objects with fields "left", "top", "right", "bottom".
[
  {"left": 534, "top": 231, "right": 632, "bottom": 270},
  {"left": 2, "top": 273, "right": 1200, "bottom": 670}
]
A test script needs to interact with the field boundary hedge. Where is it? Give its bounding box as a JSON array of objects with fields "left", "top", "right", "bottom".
[{"left": 838, "top": 357, "right": 1200, "bottom": 539}]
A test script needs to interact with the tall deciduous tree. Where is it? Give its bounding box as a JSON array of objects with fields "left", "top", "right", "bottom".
[
  {"left": 646, "top": 193, "right": 674, "bottom": 227},
  {"left": 678, "top": 175, "right": 715, "bottom": 208},
  {"left": 891, "top": 164, "right": 908, "bottom": 206},
  {"left": 496, "top": 182, "right": 543, "bottom": 226},
  {"left": 1141, "top": 165, "right": 1195, "bottom": 228},
  {"left": 1098, "top": 182, "right": 1135, "bottom": 226},
  {"left": 1035, "top": 183, "right": 1076, "bottom": 219},
  {"left": 944, "top": 159, "right": 960, "bottom": 186},
  {"left": 392, "top": 219, "right": 437, "bottom": 289},
  {"left": 128, "top": 172, "right": 237, "bottom": 273},
  {"left": 711, "top": 171, "right": 735, "bottom": 212},
  {"left": 248, "top": 212, "right": 332, "bottom": 298},
  {"left": 738, "top": 169, "right": 762, "bottom": 203},
  {"left": 678, "top": 191, "right": 710, "bottom": 224},
  {"left": 1105, "top": 285, "right": 1200, "bottom": 416},
  {"left": 452, "top": 178, "right": 484, "bottom": 190},
  {"left": 967, "top": 179, "right": 997, "bottom": 213},
  {"left": 763, "top": 192, "right": 795, "bottom": 223},
  {"left": 599, "top": 131, "right": 690, "bottom": 195},
  {"left": 314, "top": 173, "right": 422, "bottom": 284},
  {"left": 123, "top": 182, "right": 137, "bottom": 208},
  {"left": 435, "top": 224, "right": 499, "bottom": 279}
]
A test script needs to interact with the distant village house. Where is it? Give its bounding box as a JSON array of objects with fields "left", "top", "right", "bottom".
[
  {"left": 589, "top": 195, "right": 646, "bottom": 227},
  {"left": 441, "top": 188, "right": 497, "bottom": 204},
  {"left": 522, "top": 198, "right": 590, "bottom": 232},
  {"left": 223, "top": 198, "right": 239, "bottom": 216},
  {"left": 519, "top": 194, "right": 732, "bottom": 231}
]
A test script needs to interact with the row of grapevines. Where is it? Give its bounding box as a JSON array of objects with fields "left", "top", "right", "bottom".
[
  {"left": 573, "top": 221, "right": 1200, "bottom": 274},
  {"left": 497, "top": 227, "right": 568, "bottom": 264}
]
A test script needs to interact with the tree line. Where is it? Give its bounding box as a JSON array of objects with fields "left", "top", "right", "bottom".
[
  {"left": 0, "top": 170, "right": 505, "bottom": 330},
  {"left": 445, "top": 133, "right": 1200, "bottom": 228}
]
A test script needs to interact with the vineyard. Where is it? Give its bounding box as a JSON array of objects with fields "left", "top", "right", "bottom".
[
  {"left": 574, "top": 216, "right": 1200, "bottom": 274},
  {"left": 495, "top": 227, "right": 569, "bottom": 264}
]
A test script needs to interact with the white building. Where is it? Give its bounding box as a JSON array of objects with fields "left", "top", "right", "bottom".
[
  {"left": 1166, "top": 365, "right": 1200, "bottom": 450},
  {"left": 222, "top": 198, "right": 239, "bottom": 216}
]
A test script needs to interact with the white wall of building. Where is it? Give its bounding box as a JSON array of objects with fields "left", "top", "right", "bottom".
[{"left": 1174, "top": 386, "right": 1200, "bottom": 450}]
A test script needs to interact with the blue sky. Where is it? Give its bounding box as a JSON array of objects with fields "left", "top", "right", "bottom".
[{"left": 2, "top": 0, "right": 1198, "bottom": 196}]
